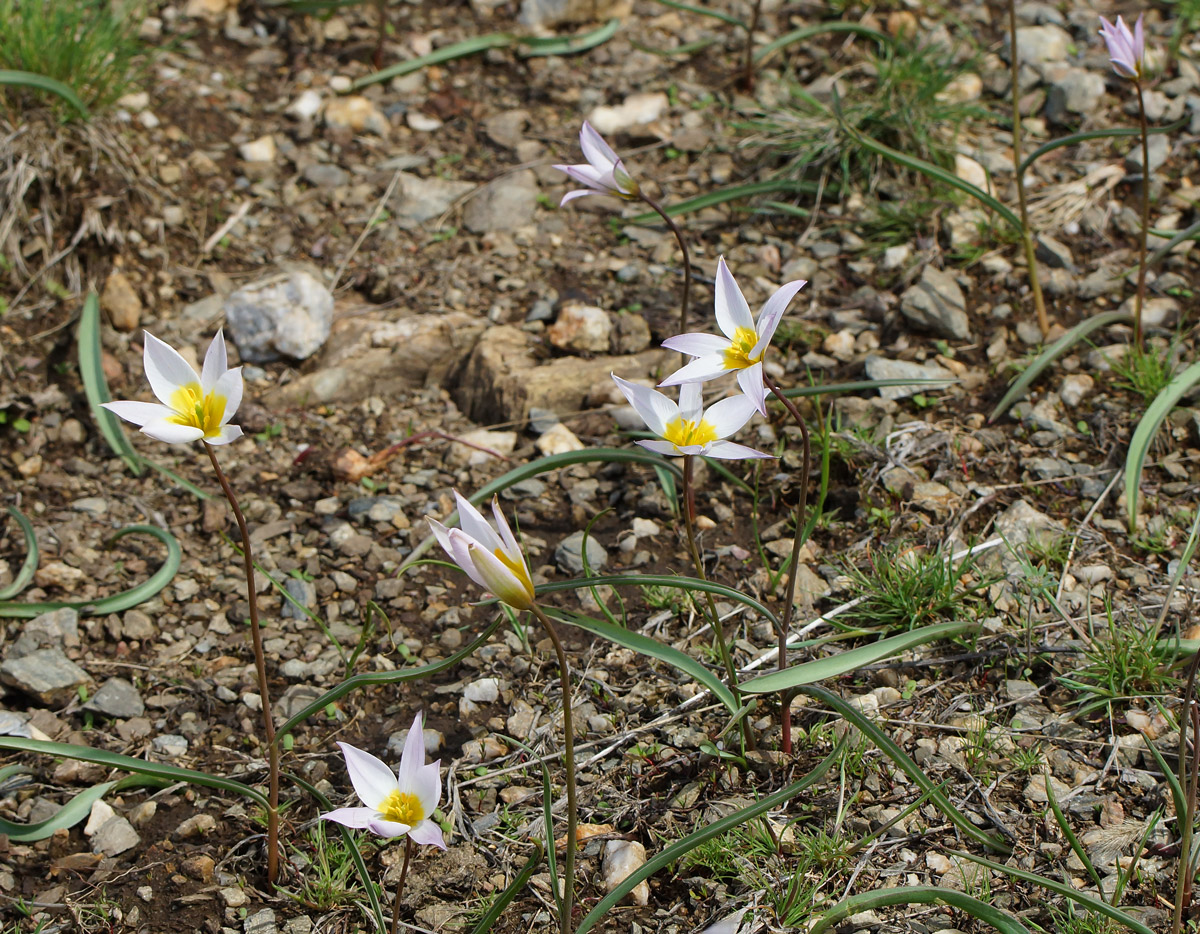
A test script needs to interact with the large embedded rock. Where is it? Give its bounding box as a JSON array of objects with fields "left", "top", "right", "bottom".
[{"left": 224, "top": 269, "right": 333, "bottom": 362}]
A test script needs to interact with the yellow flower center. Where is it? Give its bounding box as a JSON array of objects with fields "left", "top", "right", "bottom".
[
  {"left": 378, "top": 790, "right": 424, "bottom": 826},
  {"left": 494, "top": 548, "right": 536, "bottom": 603},
  {"left": 722, "top": 326, "right": 763, "bottom": 371},
  {"left": 662, "top": 417, "right": 718, "bottom": 450},
  {"left": 168, "top": 382, "right": 227, "bottom": 438}
]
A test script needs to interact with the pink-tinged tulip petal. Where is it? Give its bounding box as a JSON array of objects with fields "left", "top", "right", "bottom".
[
  {"left": 143, "top": 332, "right": 201, "bottom": 408},
  {"left": 714, "top": 257, "right": 754, "bottom": 338},
  {"left": 751, "top": 279, "right": 807, "bottom": 357},
  {"left": 580, "top": 121, "right": 619, "bottom": 170},
  {"left": 612, "top": 375, "right": 676, "bottom": 436},
  {"left": 703, "top": 392, "right": 760, "bottom": 439},
  {"left": 444, "top": 530, "right": 483, "bottom": 589},
  {"left": 200, "top": 329, "right": 228, "bottom": 392},
  {"left": 559, "top": 189, "right": 595, "bottom": 206},
  {"left": 337, "top": 742, "right": 398, "bottom": 811},
  {"left": 636, "top": 439, "right": 685, "bottom": 457},
  {"left": 556, "top": 163, "right": 610, "bottom": 189},
  {"left": 428, "top": 518, "right": 455, "bottom": 556},
  {"left": 368, "top": 819, "right": 413, "bottom": 838},
  {"left": 407, "top": 819, "right": 447, "bottom": 850},
  {"left": 141, "top": 418, "right": 206, "bottom": 445},
  {"left": 658, "top": 354, "right": 729, "bottom": 388},
  {"left": 491, "top": 497, "right": 523, "bottom": 561},
  {"left": 660, "top": 332, "right": 730, "bottom": 358},
  {"left": 704, "top": 440, "right": 772, "bottom": 460},
  {"left": 101, "top": 400, "right": 172, "bottom": 427},
  {"left": 397, "top": 713, "right": 426, "bottom": 799},
  {"left": 735, "top": 363, "right": 768, "bottom": 417},
  {"left": 1099, "top": 14, "right": 1144, "bottom": 78},
  {"left": 320, "top": 807, "right": 378, "bottom": 829},
  {"left": 204, "top": 424, "right": 244, "bottom": 445}
]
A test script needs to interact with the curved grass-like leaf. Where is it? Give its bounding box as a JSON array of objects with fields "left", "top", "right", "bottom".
[
  {"left": 836, "top": 117, "right": 1023, "bottom": 231},
  {"left": 811, "top": 886, "right": 1030, "bottom": 934},
  {"left": 797, "top": 683, "right": 1010, "bottom": 852},
  {"left": 542, "top": 607, "right": 739, "bottom": 713},
  {"left": 950, "top": 850, "right": 1155, "bottom": 934},
  {"left": 0, "top": 507, "right": 38, "bottom": 600},
  {"left": 536, "top": 574, "right": 781, "bottom": 630},
  {"left": 0, "top": 524, "right": 181, "bottom": 618},
  {"left": 754, "top": 22, "right": 893, "bottom": 63},
  {"left": 781, "top": 378, "right": 956, "bottom": 400},
  {"left": 495, "top": 735, "right": 562, "bottom": 920},
  {"left": 468, "top": 844, "right": 542, "bottom": 934},
  {"left": 1146, "top": 218, "right": 1200, "bottom": 268},
  {"left": 627, "top": 179, "right": 819, "bottom": 225},
  {"left": 0, "top": 774, "right": 164, "bottom": 842},
  {"left": 1018, "top": 117, "right": 1186, "bottom": 176},
  {"left": 651, "top": 0, "right": 745, "bottom": 28},
  {"left": 398, "top": 449, "right": 683, "bottom": 574},
  {"left": 79, "top": 291, "right": 141, "bottom": 474},
  {"left": 0, "top": 736, "right": 268, "bottom": 808},
  {"left": 285, "top": 771, "right": 387, "bottom": 933},
  {"left": 741, "top": 620, "right": 977, "bottom": 694},
  {"left": 352, "top": 33, "right": 516, "bottom": 89},
  {"left": 575, "top": 740, "right": 842, "bottom": 934},
  {"left": 0, "top": 70, "right": 89, "bottom": 117},
  {"left": 518, "top": 19, "right": 620, "bottom": 57},
  {"left": 273, "top": 616, "right": 506, "bottom": 743},
  {"left": 1126, "top": 360, "right": 1200, "bottom": 529},
  {"left": 989, "top": 311, "right": 1133, "bottom": 421}
]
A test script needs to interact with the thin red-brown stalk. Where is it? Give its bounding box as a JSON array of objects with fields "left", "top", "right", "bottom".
[{"left": 1134, "top": 79, "right": 1151, "bottom": 354}]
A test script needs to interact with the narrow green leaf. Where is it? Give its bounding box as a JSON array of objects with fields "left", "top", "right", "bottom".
[
  {"left": 0, "top": 774, "right": 164, "bottom": 842},
  {"left": 0, "top": 736, "right": 268, "bottom": 809},
  {"left": 495, "top": 736, "right": 561, "bottom": 920},
  {"left": 536, "top": 573, "right": 780, "bottom": 630},
  {"left": 781, "top": 378, "right": 956, "bottom": 399},
  {"left": 1044, "top": 768, "right": 1104, "bottom": 892},
  {"left": 0, "top": 524, "right": 181, "bottom": 618},
  {"left": 950, "top": 850, "right": 1156, "bottom": 934},
  {"left": 1126, "top": 360, "right": 1200, "bottom": 529},
  {"left": 627, "top": 180, "right": 819, "bottom": 225},
  {"left": 797, "top": 684, "right": 1010, "bottom": 852},
  {"left": 469, "top": 845, "right": 542, "bottom": 933},
  {"left": 0, "top": 507, "right": 38, "bottom": 600},
  {"left": 274, "top": 616, "right": 507, "bottom": 742},
  {"left": 78, "top": 291, "right": 141, "bottom": 474},
  {"left": 518, "top": 19, "right": 620, "bottom": 57},
  {"left": 0, "top": 70, "right": 89, "bottom": 117},
  {"left": 575, "top": 740, "right": 842, "bottom": 934},
  {"left": 989, "top": 311, "right": 1133, "bottom": 421},
  {"left": 754, "top": 22, "right": 893, "bottom": 62},
  {"left": 1140, "top": 739, "right": 1186, "bottom": 831},
  {"left": 1146, "top": 217, "right": 1200, "bottom": 268},
  {"left": 741, "top": 621, "right": 977, "bottom": 694},
  {"left": 811, "top": 886, "right": 1031, "bottom": 934},
  {"left": 351, "top": 34, "right": 516, "bottom": 89},
  {"left": 630, "top": 37, "right": 720, "bottom": 57},
  {"left": 651, "top": 0, "right": 746, "bottom": 28},
  {"left": 1019, "top": 117, "right": 1186, "bottom": 176},
  {"left": 398, "top": 449, "right": 683, "bottom": 574},
  {"left": 542, "top": 607, "right": 739, "bottom": 713}
]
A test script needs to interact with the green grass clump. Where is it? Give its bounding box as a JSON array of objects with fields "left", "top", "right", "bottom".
[{"left": 0, "top": 0, "right": 148, "bottom": 118}]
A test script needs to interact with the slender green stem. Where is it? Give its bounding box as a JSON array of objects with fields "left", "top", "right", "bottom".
[
  {"left": 205, "top": 443, "right": 279, "bottom": 884},
  {"left": 1008, "top": 0, "right": 1049, "bottom": 338},
  {"left": 390, "top": 837, "right": 413, "bottom": 934},
  {"left": 638, "top": 193, "right": 691, "bottom": 340},
  {"left": 681, "top": 456, "right": 749, "bottom": 747},
  {"left": 763, "top": 374, "right": 810, "bottom": 755},
  {"left": 530, "top": 604, "right": 577, "bottom": 934},
  {"left": 1134, "top": 79, "right": 1151, "bottom": 355}
]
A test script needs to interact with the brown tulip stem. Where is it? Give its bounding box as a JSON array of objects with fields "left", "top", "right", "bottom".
[
  {"left": 742, "top": 0, "right": 763, "bottom": 91},
  {"left": 390, "top": 837, "right": 413, "bottom": 934},
  {"left": 638, "top": 193, "right": 692, "bottom": 342},
  {"left": 205, "top": 442, "right": 279, "bottom": 885},
  {"left": 1135, "top": 79, "right": 1151, "bottom": 355},
  {"left": 530, "top": 604, "right": 577, "bottom": 934}
]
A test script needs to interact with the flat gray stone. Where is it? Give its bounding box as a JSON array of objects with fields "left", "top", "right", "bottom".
[
  {"left": 555, "top": 531, "right": 608, "bottom": 574},
  {"left": 1045, "top": 68, "right": 1106, "bottom": 124},
  {"left": 1010, "top": 24, "right": 1070, "bottom": 64},
  {"left": 302, "top": 163, "right": 349, "bottom": 189},
  {"left": 391, "top": 171, "right": 475, "bottom": 228},
  {"left": 899, "top": 266, "right": 970, "bottom": 340},
  {"left": 245, "top": 908, "right": 278, "bottom": 934},
  {"left": 87, "top": 677, "right": 145, "bottom": 719},
  {"left": 225, "top": 269, "right": 333, "bottom": 363},
  {"left": 11, "top": 608, "right": 79, "bottom": 659},
  {"left": 0, "top": 648, "right": 91, "bottom": 705},
  {"left": 863, "top": 356, "right": 955, "bottom": 401},
  {"left": 463, "top": 169, "right": 538, "bottom": 234},
  {"left": 92, "top": 815, "right": 140, "bottom": 857}
]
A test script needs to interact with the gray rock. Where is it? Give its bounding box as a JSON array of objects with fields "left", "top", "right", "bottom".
[
  {"left": 463, "top": 169, "right": 539, "bottom": 234},
  {"left": 1077, "top": 265, "right": 1124, "bottom": 298},
  {"left": 71, "top": 497, "right": 109, "bottom": 517},
  {"left": 1045, "top": 68, "right": 1106, "bottom": 123},
  {"left": 11, "top": 608, "right": 79, "bottom": 659},
  {"left": 0, "top": 648, "right": 91, "bottom": 705},
  {"left": 519, "top": 0, "right": 631, "bottom": 28},
  {"left": 391, "top": 172, "right": 475, "bottom": 228},
  {"left": 152, "top": 734, "right": 188, "bottom": 757},
  {"left": 899, "top": 266, "right": 971, "bottom": 340},
  {"left": 281, "top": 577, "right": 316, "bottom": 620},
  {"left": 1035, "top": 234, "right": 1075, "bottom": 270},
  {"left": 1059, "top": 373, "right": 1094, "bottom": 407},
  {"left": 0, "top": 711, "right": 31, "bottom": 738},
  {"left": 528, "top": 407, "right": 560, "bottom": 434},
  {"left": 87, "top": 677, "right": 145, "bottom": 719},
  {"left": 245, "top": 909, "right": 278, "bottom": 934},
  {"left": 302, "top": 163, "right": 349, "bottom": 189},
  {"left": 996, "top": 500, "right": 1064, "bottom": 553},
  {"left": 1010, "top": 24, "right": 1070, "bottom": 64},
  {"left": 91, "top": 815, "right": 141, "bottom": 857},
  {"left": 224, "top": 269, "right": 333, "bottom": 362},
  {"left": 555, "top": 531, "right": 608, "bottom": 574},
  {"left": 863, "top": 356, "right": 956, "bottom": 401},
  {"left": 1126, "top": 135, "right": 1170, "bottom": 175}
]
